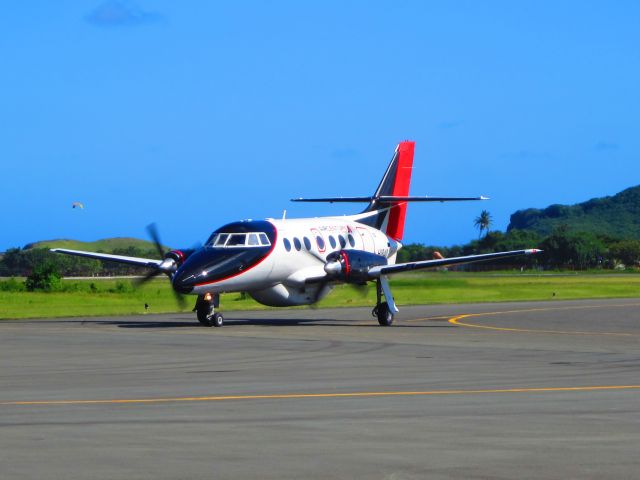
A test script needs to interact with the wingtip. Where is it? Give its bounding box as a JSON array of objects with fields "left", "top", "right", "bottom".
[{"left": 525, "top": 248, "right": 543, "bottom": 254}]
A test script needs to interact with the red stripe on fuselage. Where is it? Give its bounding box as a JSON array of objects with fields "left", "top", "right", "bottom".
[{"left": 386, "top": 141, "right": 415, "bottom": 241}]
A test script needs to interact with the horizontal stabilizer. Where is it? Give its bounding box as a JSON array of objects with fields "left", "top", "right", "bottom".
[
  {"left": 291, "top": 197, "right": 373, "bottom": 203},
  {"left": 291, "top": 195, "right": 488, "bottom": 203},
  {"left": 378, "top": 195, "right": 488, "bottom": 202}
]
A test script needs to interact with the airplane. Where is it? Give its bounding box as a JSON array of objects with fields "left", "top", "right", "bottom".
[{"left": 52, "top": 141, "right": 541, "bottom": 327}]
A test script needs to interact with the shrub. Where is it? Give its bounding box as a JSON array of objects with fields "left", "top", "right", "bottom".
[
  {"left": 113, "top": 280, "right": 133, "bottom": 293},
  {"left": 0, "top": 277, "right": 26, "bottom": 292},
  {"left": 25, "top": 263, "right": 62, "bottom": 291}
]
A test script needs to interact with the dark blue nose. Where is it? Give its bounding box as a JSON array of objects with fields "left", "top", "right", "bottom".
[
  {"left": 170, "top": 245, "right": 271, "bottom": 294},
  {"left": 172, "top": 269, "right": 195, "bottom": 294}
]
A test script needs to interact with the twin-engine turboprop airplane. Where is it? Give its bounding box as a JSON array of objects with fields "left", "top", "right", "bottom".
[{"left": 52, "top": 141, "right": 541, "bottom": 327}]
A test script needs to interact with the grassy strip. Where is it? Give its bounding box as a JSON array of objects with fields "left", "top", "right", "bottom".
[{"left": 1, "top": 272, "right": 640, "bottom": 320}]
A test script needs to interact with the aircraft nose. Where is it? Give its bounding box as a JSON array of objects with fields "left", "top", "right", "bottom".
[{"left": 172, "top": 270, "right": 195, "bottom": 294}]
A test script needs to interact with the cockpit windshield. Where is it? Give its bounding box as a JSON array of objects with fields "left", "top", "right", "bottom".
[{"left": 208, "top": 232, "right": 271, "bottom": 248}]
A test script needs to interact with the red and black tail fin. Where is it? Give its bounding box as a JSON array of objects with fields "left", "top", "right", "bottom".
[
  {"left": 362, "top": 141, "right": 415, "bottom": 241},
  {"left": 292, "top": 140, "right": 484, "bottom": 242}
]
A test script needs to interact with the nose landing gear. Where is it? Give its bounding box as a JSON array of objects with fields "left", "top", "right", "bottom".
[{"left": 194, "top": 293, "right": 224, "bottom": 327}]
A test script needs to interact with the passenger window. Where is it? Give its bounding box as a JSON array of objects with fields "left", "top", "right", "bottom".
[
  {"left": 303, "top": 237, "right": 312, "bottom": 250},
  {"left": 348, "top": 234, "right": 356, "bottom": 247},
  {"left": 329, "top": 236, "right": 336, "bottom": 249},
  {"left": 339, "top": 236, "right": 346, "bottom": 248},
  {"left": 259, "top": 233, "right": 270, "bottom": 246},
  {"left": 293, "top": 238, "right": 302, "bottom": 251},
  {"left": 316, "top": 236, "right": 325, "bottom": 250},
  {"left": 283, "top": 238, "right": 291, "bottom": 252}
]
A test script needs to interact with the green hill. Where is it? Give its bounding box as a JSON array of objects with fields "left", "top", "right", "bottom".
[
  {"left": 507, "top": 185, "right": 640, "bottom": 238},
  {"left": 25, "top": 237, "right": 165, "bottom": 253}
]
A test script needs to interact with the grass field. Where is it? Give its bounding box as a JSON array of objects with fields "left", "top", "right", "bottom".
[{"left": 1, "top": 272, "right": 640, "bottom": 320}]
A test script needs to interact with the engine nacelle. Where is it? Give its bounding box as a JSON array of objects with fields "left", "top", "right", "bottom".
[
  {"left": 161, "top": 249, "right": 197, "bottom": 273},
  {"left": 165, "top": 249, "right": 195, "bottom": 267},
  {"left": 324, "top": 250, "right": 387, "bottom": 284}
]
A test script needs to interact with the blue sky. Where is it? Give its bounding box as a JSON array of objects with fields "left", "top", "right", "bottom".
[{"left": 1, "top": 1, "right": 638, "bottom": 251}]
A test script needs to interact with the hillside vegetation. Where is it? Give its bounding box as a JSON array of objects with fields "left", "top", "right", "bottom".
[
  {"left": 508, "top": 185, "right": 640, "bottom": 238},
  {"left": 3, "top": 184, "right": 640, "bottom": 278},
  {"left": 25, "top": 237, "right": 166, "bottom": 252},
  {"left": 1, "top": 238, "right": 164, "bottom": 277}
]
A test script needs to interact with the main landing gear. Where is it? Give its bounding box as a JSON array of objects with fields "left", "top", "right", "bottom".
[
  {"left": 194, "top": 293, "right": 223, "bottom": 327},
  {"left": 372, "top": 276, "right": 399, "bottom": 326}
]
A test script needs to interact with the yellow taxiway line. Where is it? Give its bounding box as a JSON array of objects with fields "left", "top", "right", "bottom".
[
  {"left": 445, "top": 302, "right": 640, "bottom": 336},
  {"left": 2, "top": 385, "right": 639, "bottom": 406}
]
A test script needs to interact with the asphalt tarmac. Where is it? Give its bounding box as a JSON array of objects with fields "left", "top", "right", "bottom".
[{"left": 1, "top": 298, "right": 639, "bottom": 479}]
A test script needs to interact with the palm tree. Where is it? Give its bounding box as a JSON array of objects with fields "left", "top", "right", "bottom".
[{"left": 474, "top": 210, "right": 492, "bottom": 238}]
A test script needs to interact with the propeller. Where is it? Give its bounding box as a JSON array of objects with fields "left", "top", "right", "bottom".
[
  {"left": 147, "top": 223, "right": 166, "bottom": 260},
  {"left": 309, "top": 279, "right": 370, "bottom": 307},
  {"left": 133, "top": 223, "right": 187, "bottom": 310},
  {"left": 350, "top": 282, "right": 370, "bottom": 298},
  {"left": 305, "top": 247, "right": 373, "bottom": 306},
  {"left": 309, "top": 280, "right": 332, "bottom": 307}
]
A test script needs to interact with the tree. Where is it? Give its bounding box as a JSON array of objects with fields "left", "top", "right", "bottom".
[
  {"left": 609, "top": 239, "right": 640, "bottom": 267},
  {"left": 540, "top": 229, "right": 607, "bottom": 269},
  {"left": 25, "top": 262, "right": 62, "bottom": 291},
  {"left": 474, "top": 210, "right": 492, "bottom": 238}
]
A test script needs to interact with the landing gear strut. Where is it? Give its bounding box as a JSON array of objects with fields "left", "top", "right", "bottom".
[
  {"left": 194, "top": 293, "right": 223, "bottom": 327},
  {"left": 372, "top": 276, "right": 399, "bottom": 326}
]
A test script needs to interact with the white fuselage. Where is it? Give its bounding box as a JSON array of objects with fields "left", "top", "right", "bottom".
[{"left": 189, "top": 215, "right": 400, "bottom": 307}]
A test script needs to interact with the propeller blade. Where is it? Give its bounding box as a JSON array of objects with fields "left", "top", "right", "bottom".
[
  {"left": 173, "top": 290, "right": 188, "bottom": 310},
  {"left": 133, "top": 269, "right": 161, "bottom": 287},
  {"left": 146, "top": 223, "right": 166, "bottom": 260},
  {"left": 350, "top": 283, "right": 370, "bottom": 298},
  {"left": 310, "top": 279, "right": 332, "bottom": 307}
]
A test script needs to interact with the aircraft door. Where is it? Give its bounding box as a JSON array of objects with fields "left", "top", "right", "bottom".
[{"left": 356, "top": 227, "right": 375, "bottom": 253}]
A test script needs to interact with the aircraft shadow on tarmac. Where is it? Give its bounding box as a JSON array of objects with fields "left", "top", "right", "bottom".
[
  {"left": 5, "top": 317, "right": 455, "bottom": 329},
  {"left": 91, "top": 317, "right": 456, "bottom": 329}
]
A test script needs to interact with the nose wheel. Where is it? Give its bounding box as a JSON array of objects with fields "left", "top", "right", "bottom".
[{"left": 194, "top": 294, "right": 224, "bottom": 327}]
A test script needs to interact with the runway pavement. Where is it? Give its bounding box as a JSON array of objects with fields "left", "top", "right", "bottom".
[{"left": 1, "top": 298, "right": 639, "bottom": 479}]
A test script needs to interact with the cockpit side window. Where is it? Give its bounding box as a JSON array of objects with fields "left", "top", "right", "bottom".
[
  {"left": 213, "top": 233, "right": 229, "bottom": 246},
  {"left": 227, "top": 234, "right": 247, "bottom": 246},
  {"left": 208, "top": 230, "right": 272, "bottom": 248},
  {"left": 248, "top": 233, "right": 260, "bottom": 246}
]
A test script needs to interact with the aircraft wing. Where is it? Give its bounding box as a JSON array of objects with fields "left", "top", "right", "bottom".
[
  {"left": 50, "top": 248, "right": 164, "bottom": 269},
  {"left": 368, "top": 249, "right": 542, "bottom": 277}
]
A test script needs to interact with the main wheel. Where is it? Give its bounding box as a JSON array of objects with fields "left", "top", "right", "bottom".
[
  {"left": 376, "top": 302, "right": 394, "bottom": 326},
  {"left": 211, "top": 312, "right": 224, "bottom": 327}
]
